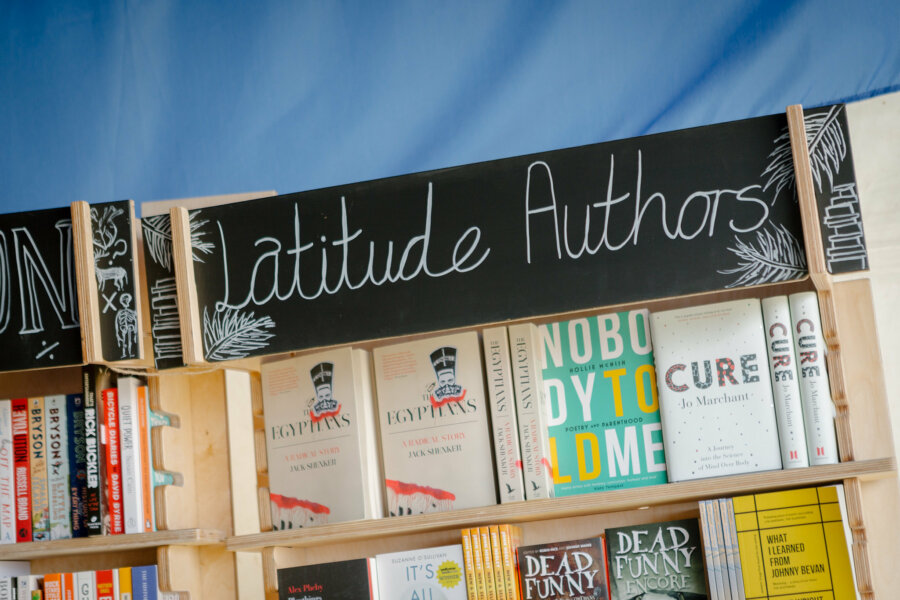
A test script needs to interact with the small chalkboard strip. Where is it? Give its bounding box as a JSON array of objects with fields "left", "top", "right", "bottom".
[
  {"left": 72, "top": 200, "right": 102, "bottom": 363},
  {"left": 171, "top": 207, "right": 205, "bottom": 366}
]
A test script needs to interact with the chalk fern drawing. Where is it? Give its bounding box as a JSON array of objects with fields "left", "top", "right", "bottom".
[
  {"left": 141, "top": 212, "right": 214, "bottom": 272},
  {"left": 762, "top": 105, "right": 847, "bottom": 203},
  {"left": 718, "top": 224, "right": 807, "bottom": 288},
  {"left": 187, "top": 211, "right": 215, "bottom": 262},
  {"left": 203, "top": 306, "right": 276, "bottom": 361}
]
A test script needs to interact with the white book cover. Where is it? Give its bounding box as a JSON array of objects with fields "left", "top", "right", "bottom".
[
  {"left": 789, "top": 292, "right": 839, "bottom": 465},
  {"left": 482, "top": 327, "right": 525, "bottom": 503},
  {"left": 761, "top": 296, "right": 810, "bottom": 469},
  {"left": 375, "top": 544, "right": 467, "bottom": 600},
  {"left": 117, "top": 377, "right": 145, "bottom": 534},
  {"left": 650, "top": 299, "right": 782, "bottom": 482},
  {"left": 374, "top": 331, "right": 496, "bottom": 515},
  {"left": 508, "top": 323, "right": 554, "bottom": 499},
  {"left": 262, "top": 347, "right": 380, "bottom": 528},
  {"left": 76, "top": 571, "right": 95, "bottom": 600},
  {"left": 0, "top": 401, "right": 13, "bottom": 544},
  {"left": 45, "top": 394, "right": 72, "bottom": 540}
]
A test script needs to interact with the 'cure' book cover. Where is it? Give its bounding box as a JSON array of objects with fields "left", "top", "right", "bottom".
[
  {"left": 605, "top": 519, "right": 707, "bottom": 600},
  {"left": 517, "top": 536, "right": 610, "bottom": 600},
  {"left": 277, "top": 558, "right": 378, "bottom": 600},
  {"left": 538, "top": 310, "right": 667, "bottom": 496}
]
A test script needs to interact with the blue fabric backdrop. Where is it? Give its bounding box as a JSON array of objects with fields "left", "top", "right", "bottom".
[{"left": 1, "top": 1, "right": 898, "bottom": 214}]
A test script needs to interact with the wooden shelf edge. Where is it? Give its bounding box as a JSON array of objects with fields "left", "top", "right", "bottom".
[
  {"left": 0, "top": 528, "right": 225, "bottom": 561},
  {"left": 226, "top": 457, "right": 896, "bottom": 552}
]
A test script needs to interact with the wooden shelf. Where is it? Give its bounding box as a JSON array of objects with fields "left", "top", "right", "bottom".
[
  {"left": 1, "top": 528, "right": 225, "bottom": 561},
  {"left": 227, "top": 457, "right": 895, "bottom": 552}
]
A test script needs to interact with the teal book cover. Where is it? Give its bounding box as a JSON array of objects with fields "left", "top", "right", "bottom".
[{"left": 538, "top": 309, "right": 667, "bottom": 496}]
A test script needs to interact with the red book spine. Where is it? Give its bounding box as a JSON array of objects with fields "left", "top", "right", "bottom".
[
  {"left": 11, "top": 398, "right": 31, "bottom": 542},
  {"left": 103, "top": 388, "right": 124, "bottom": 535},
  {"left": 63, "top": 573, "right": 74, "bottom": 600},
  {"left": 96, "top": 570, "right": 114, "bottom": 600}
]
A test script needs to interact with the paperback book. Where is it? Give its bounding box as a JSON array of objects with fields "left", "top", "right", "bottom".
[
  {"left": 517, "top": 536, "right": 609, "bottom": 600},
  {"left": 375, "top": 544, "right": 467, "bottom": 600},
  {"left": 277, "top": 558, "right": 379, "bottom": 600}
]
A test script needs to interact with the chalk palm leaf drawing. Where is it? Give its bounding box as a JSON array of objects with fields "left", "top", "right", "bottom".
[
  {"left": 203, "top": 306, "right": 276, "bottom": 361},
  {"left": 718, "top": 224, "right": 807, "bottom": 288},
  {"left": 141, "top": 212, "right": 215, "bottom": 272},
  {"left": 762, "top": 105, "right": 847, "bottom": 203}
]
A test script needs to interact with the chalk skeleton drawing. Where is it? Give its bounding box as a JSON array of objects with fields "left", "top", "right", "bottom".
[{"left": 115, "top": 293, "right": 137, "bottom": 358}]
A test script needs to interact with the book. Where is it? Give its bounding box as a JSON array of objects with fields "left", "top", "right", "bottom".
[
  {"left": 96, "top": 570, "right": 114, "bottom": 600},
  {"left": 508, "top": 323, "right": 554, "bottom": 500},
  {"left": 63, "top": 573, "right": 74, "bottom": 600},
  {"left": 83, "top": 365, "right": 111, "bottom": 535},
  {"left": 471, "top": 524, "right": 488, "bottom": 599},
  {"left": 131, "top": 566, "right": 158, "bottom": 600},
  {"left": 650, "top": 299, "right": 783, "bottom": 482},
  {"left": 498, "top": 525, "right": 521, "bottom": 600},
  {"left": 0, "top": 577, "right": 12, "bottom": 600},
  {"left": 789, "top": 292, "right": 839, "bottom": 465},
  {"left": 0, "top": 400, "right": 14, "bottom": 544},
  {"left": 11, "top": 398, "right": 31, "bottom": 542},
  {"left": 43, "top": 574, "right": 62, "bottom": 600},
  {"left": 761, "top": 297, "right": 809, "bottom": 469},
  {"left": 480, "top": 527, "right": 498, "bottom": 600},
  {"left": 731, "top": 485, "right": 858, "bottom": 599},
  {"left": 17, "top": 576, "right": 39, "bottom": 600},
  {"left": 518, "top": 536, "right": 609, "bottom": 600},
  {"left": 375, "top": 544, "right": 467, "bottom": 600},
  {"left": 606, "top": 518, "right": 706, "bottom": 600},
  {"left": 117, "top": 377, "right": 145, "bottom": 534},
  {"left": 117, "top": 568, "right": 131, "bottom": 600},
  {"left": 66, "top": 394, "right": 88, "bottom": 538},
  {"left": 481, "top": 327, "right": 526, "bottom": 503},
  {"left": 28, "top": 397, "right": 50, "bottom": 541},
  {"left": 45, "top": 395, "right": 72, "bottom": 540},
  {"left": 102, "top": 386, "right": 124, "bottom": 535},
  {"left": 488, "top": 526, "right": 506, "bottom": 600},
  {"left": 276, "top": 558, "right": 378, "bottom": 600},
  {"left": 698, "top": 502, "right": 719, "bottom": 600},
  {"left": 717, "top": 499, "right": 743, "bottom": 600},
  {"left": 135, "top": 385, "right": 154, "bottom": 532},
  {"left": 461, "top": 529, "right": 480, "bottom": 600},
  {"left": 261, "top": 347, "right": 382, "bottom": 528},
  {"left": 539, "top": 309, "right": 667, "bottom": 496},
  {"left": 374, "top": 332, "right": 496, "bottom": 515},
  {"left": 708, "top": 501, "right": 729, "bottom": 600},
  {"left": 75, "top": 572, "right": 94, "bottom": 600}
]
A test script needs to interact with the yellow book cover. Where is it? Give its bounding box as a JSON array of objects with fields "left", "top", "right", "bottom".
[
  {"left": 471, "top": 524, "right": 488, "bottom": 600},
  {"left": 462, "top": 529, "right": 480, "bottom": 600},
  {"left": 498, "top": 524, "right": 522, "bottom": 600},
  {"left": 489, "top": 526, "right": 507, "bottom": 600},
  {"left": 479, "top": 527, "right": 497, "bottom": 600},
  {"left": 29, "top": 397, "right": 50, "bottom": 541},
  {"left": 733, "top": 485, "right": 857, "bottom": 600},
  {"left": 117, "top": 568, "right": 132, "bottom": 600}
]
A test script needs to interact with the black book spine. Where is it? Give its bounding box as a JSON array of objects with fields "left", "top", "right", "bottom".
[
  {"left": 67, "top": 393, "right": 89, "bottom": 537},
  {"left": 82, "top": 366, "right": 104, "bottom": 535}
]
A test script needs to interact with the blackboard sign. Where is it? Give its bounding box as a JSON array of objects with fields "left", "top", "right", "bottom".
[
  {"left": 141, "top": 213, "right": 186, "bottom": 369},
  {"left": 180, "top": 107, "right": 858, "bottom": 363},
  {"left": 0, "top": 206, "right": 82, "bottom": 371}
]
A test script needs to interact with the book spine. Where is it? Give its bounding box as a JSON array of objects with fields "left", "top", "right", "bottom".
[
  {"left": 11, "top": 399, "right": 31, "bottom": 542},
  {"left": 63, "top": 573, "right": 74, "bottom": 600},
  {"left": 117, "top": 378, "right": 143, "bottom": 534},
  {"left": 720, "top": 499, "right": 745, "bottom": 600},
  {"left": 28, "top": 397, "right": 50, "bottom": 541},
  {"left": 103, "top": 387, "right": 124, "bottom": 534},
  {"left": 0, "top": 577, "right": 10, "bottom": 600},
  {"left": 117, "top": 568, "right": 132, "bottom": 600},
  {"left": 82, "top": 367, "right": 105, "bottom": 535},
  {"left": 699, "top": 501, "right": 719, "bottom": 600},
  {"left": 479, "top": 527, "right": 497, "bottom": 600},
  {"left": 43, "top": 575, "right": 61, "bottom": 600},
  {"left": 0, "top": 401, "right": 14, "bottom": 544},
  {"left": 471, "top": 523, "right": 487, "bottom": 600},
  {"left": 489, "top": 526, "right": 507, "bottom": 600},
  {"left": 66, "top": 394, "right": 88, "bottom": 538},
  {"left": 45, "top": 395, "right": 72, "bottom": 540},
  {"left": 75, "top": 572, "right": 93, "bottom": 600},
  {"left": 508, "top": 324, "right": 553, "bottom": 500},
  {"left": 136, "top": 385, "right": 154, "bottom": 532},
  {"left": 96, "top": 570, "right": 114, "bottom": 600},
  {"left": 789, "top": 292, "right": 839, "bottom": 465},
  {"left": 16, "top": 576, "right": 29, "bottom": 600},
  {"left": 761, "top": 296, "right": 810, "bottom": 469},
  {"left": 498, "top": 525, "right": 520, "bottom": 600},
  {"left": 711, "top": 499, "right": 732, "bottom": 600},
  {"left": 461, "top": 529, "right": 479, "bottom": 600}
]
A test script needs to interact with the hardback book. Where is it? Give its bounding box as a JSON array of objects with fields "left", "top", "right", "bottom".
[
  {"left": 731, "top": 485, "right": 858, "bottom": 599},
  {"left": 518, "top": 536, "right": 610, "bottom": 600},
  {"left": 539, "top": 310, "right": 667, "bottom": 496},
  {"left": 277, "top": 558, "right": 378, "bottom": 600},
  {"left": 117, "top": 377, "right": 145, "bottom": 534},
  {"left": 761, "top": 296, "right": 809, "bottom": 469},
  {"left": 498, "top": 525, "right": 522, "bottom": 600},
  {"left": 75, "top": 571, "right": 94, "bottom": 600},
  {"left": 45, "top": 395, "right": 72, "bottom": 540},
  {"left": 131, "top": 565, "right": 159, "bottom": 600},
  {"left": 508, "top": 323, "right": 554, "bottom": 500},
  {"left": 261, "top": 347, "right": 382, "bottom": 528},
  {"left": 373, "top": 332, "right": 496, "bottom": 515},
  {"left": 11, "top": 398, "right": 31, "bottom": 542},
  {"left": 136, "top": 384, "right": 154, "bottom": 532},
  {"left": 0, "top": 400, "right": 14, "bottom": 544},
  {"left": 481, "top": 327, "right": 526, "bottom": 503},
  {"left": 650, "top": 299, "right": 783, "bottom": 482},
  {"left": 66, "top": 394, "right": 89, "bottom": 537},
  {"left": 788, "top": 292, "right": 839, "bottom": 465},
  {"left": 28, "top": 397, "right": 50, "bottom": 541},
  {"left": 102, "top": 385, "right": 124, "bottom": 535},
  {"left": 606, "top": 518, "right": 707, "bottom": 600},
  {"left": 375, "top": 544, "right": 467, "bottom": 600}
]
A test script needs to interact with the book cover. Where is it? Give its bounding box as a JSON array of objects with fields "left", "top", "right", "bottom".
[
  {"left": 28, "top": 397, "right": 50, "bottom": 541},
  {"left": 374, "top": 332, "right": 496, "bottom": 515},
  {"left": 136, "top": 385, "right": 154, "bottom": 532},
  {"left": 83, "top": 365, "right": 111, "bottom": 535},
  {"left": 261, "top": 347, "right": 381, "bottom": 528},
  {"left": 75, "top": 572, "right": 94, "bottom": 600},
  {"left": 606, "top": 518, "right": 706, "bottom": 600},
  {"left": 761, "top": 296, "right": 809, "bottom": 469},
  {"left": 482, "top": 327, "right": 526, "bottom": 503},
  {"left": 539, "top": 310, "right": 667, "bottom": 496},
  {"left": 489, "top": 526, "right": 507, "bottom": 600},
  {"left": 0, "top": 400, "right": 14, "bottom": 544},
  {"left": 518, "top": 536, "right": 609, "bottom": 600},
  {"left": 11, "top": 398, "right": 32, "bottom": 542},
  {"left": 461, "top": 529, "right": 480, "bottom": 600},
  {"left": 66, "top": 394, "right": 88, "bottom": 538},
  {"left": 508, "top": 323, "right": 554, "bottom": 500},
  {"left": 102, "top": 386, "right": 124, "bottom": 534},
  {"left": 650, "top": 299, "right": 782, "bottom": 482},
  {"left": 789, "top": 292, "right": 839, "bottom": 465},
  {"left": 45, "top": 394, "right": 72, "bottom": 540},
  {"left": 732, "top": 485, "right": 857, "bottom": 599},
  {"left": 277, "top": 558, "right": 378, "bottom": 600},
  {"left": 131, "top": 566, "right": 158, "bottom": 600},
  {"left": 96, "top": 570, "right": 114, "bottom": 600},
  {"left": 117, "top": 377, "right": 145, "bottom": 534},
  {"left": 375, "top": 544, "right": 467, "bottom": 600},
  {"left": 498, "top": 525, "right": 521, "bottom": 600}
]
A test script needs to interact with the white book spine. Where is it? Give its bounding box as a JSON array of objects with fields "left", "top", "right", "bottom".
[
  {"left": 16, "top": 576, "right": 28, "bottom": 600},
  {"left": 761, "top": 296, "right": 810, "bottom": 469},
  {"left": 0, "top": 577, "right": 10, "bottom": 600},
  {"left": 699, "top": 501, "right": 719, "bottom": 600},
  {"left": 482, "top": 327, "right": 525, "bottom": 503},
  {"left": 355, "top": 349, "right": 384, "bottom": 519},
  {"left": 713, "top": 499, "right": 734, "bottom": 600},
  {"left": 76, "top": 571, "right": 94, "bottom": 600},
  {"left": 705, "top": 500, "right": 726, "bottom": 600},
  {"left": 723, "top": 499, "right": 745, "bottom": 600},
  {"left": 508, "top": 323, "right": 553, "bottom": 499},
  {"left": 789, "top": 292, "right": 839, "bottom": 465},
  {"left": 45, "top": 394, "right": 72, "bottom": 540},
  {"left": 118, "top": 377, "right": 145, "bottom": 534},
  {"left": 0, "top": 401, "right": 14, "bottom": 544}
]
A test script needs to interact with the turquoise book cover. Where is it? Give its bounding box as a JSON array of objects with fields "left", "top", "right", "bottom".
[{"left": 538, "top": 309, "right": 667, "bottom": 496}]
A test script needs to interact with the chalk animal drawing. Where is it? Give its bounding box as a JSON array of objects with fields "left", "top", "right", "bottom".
[{"left": 96, "top": 265, "right": 128, "bottom": 292}]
